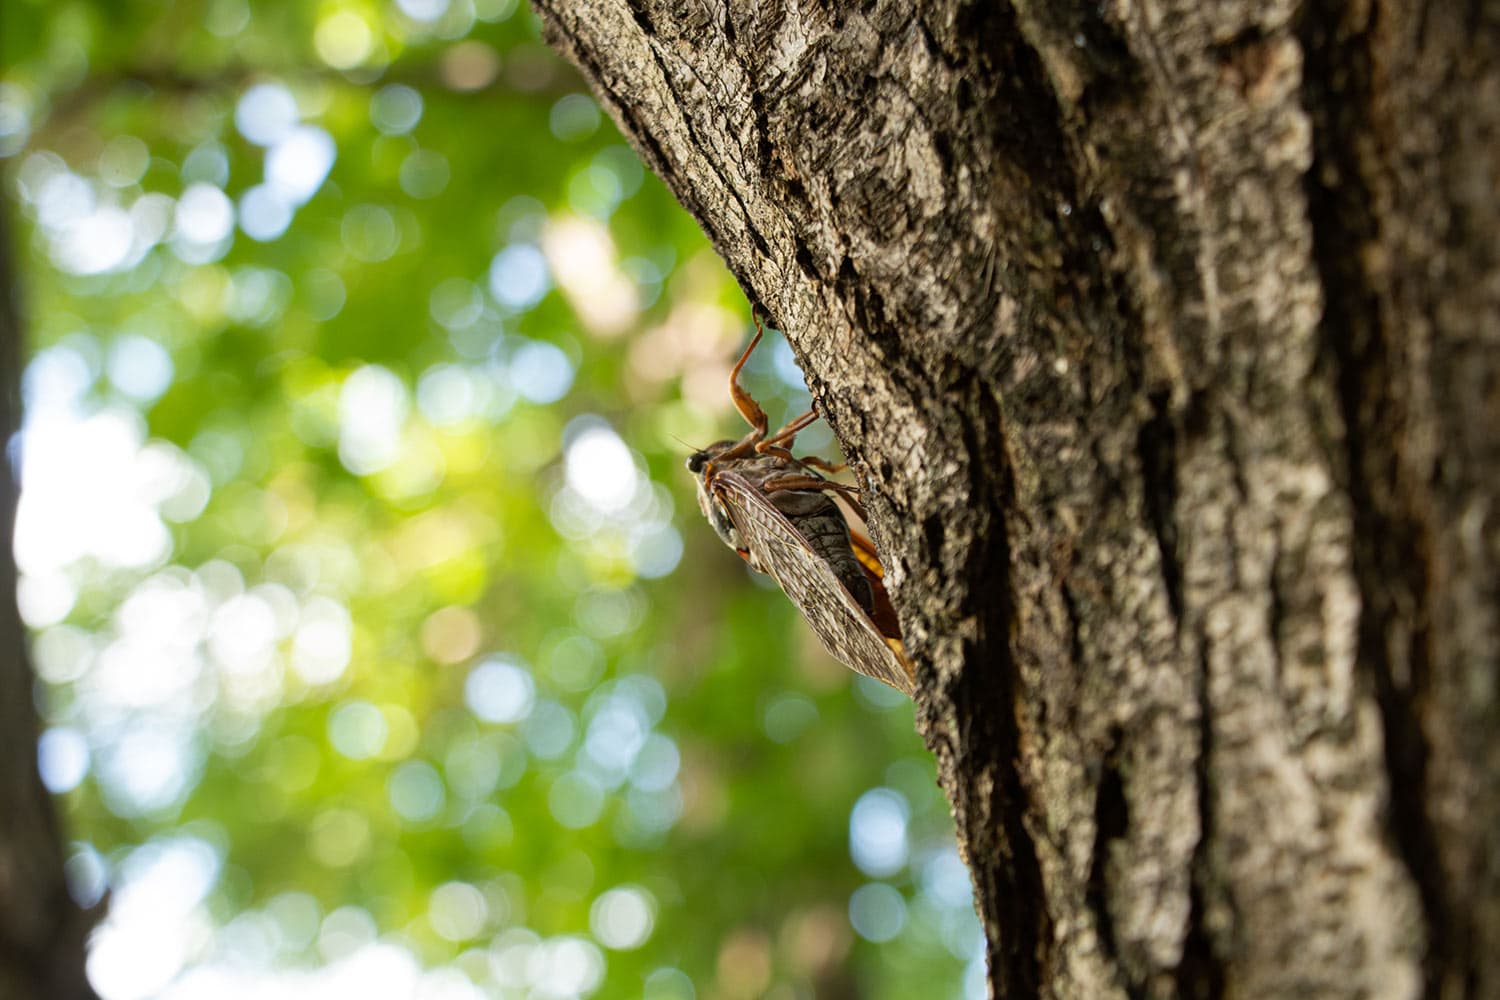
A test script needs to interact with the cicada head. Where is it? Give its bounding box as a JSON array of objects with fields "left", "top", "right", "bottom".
[{"left": 686, "top": 441, "right": 741, "bottom": 550}]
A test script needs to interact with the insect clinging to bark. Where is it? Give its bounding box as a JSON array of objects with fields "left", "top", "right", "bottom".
[{"left": 685, "top": 315, "right": 915, "bottom": 696}]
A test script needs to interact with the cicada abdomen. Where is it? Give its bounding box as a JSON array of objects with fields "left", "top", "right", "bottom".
[
  {"left": 685, "top": 320, "right": 914, "bottom": 696},
  {"left": 769, "top": 486, "right": 874, "bottom": 617}
]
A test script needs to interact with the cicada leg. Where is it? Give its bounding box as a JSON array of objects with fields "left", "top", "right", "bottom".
[
  {"left": 753, "top": 407, "right": 821, "bottom": 464},
  {"left": 839, "top": 492, "right": 870, "bottom": 524},
  {"left": 758, "top": 407, "right": 818, "bottom": 452},
  {"left": 728, "top": 313, "right": 768, "bottom": 440},
  {"left": 761, "top": 473, "right": 864, "bottom": 503},
  {"left": 711, "top": 314, "right": 774, "bottom": 464},
  {"left": 796, "top": 454, "right": 846, "bottom": 474},
  {"left": 761, "top": 405, "right": 851, "bottom": 477},
  {"left": 758, "top": 442, "right": 846, "bottom": 477}
]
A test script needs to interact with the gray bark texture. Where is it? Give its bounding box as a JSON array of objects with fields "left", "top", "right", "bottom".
[
  {"left": 535, "top": 1, "right": 1499, "bottom": 997},
  {"left": 0, "top": 212, "right": 99, "bottom": 1000}
]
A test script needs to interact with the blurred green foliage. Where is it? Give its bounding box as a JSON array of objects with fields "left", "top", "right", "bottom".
[{"left": 3, "top": 1, "right": 981, "bottom": 997}]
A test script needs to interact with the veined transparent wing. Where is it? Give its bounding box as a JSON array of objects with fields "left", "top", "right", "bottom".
[{"left": 710, "top": 470, "right": 915, "bottom": 696}]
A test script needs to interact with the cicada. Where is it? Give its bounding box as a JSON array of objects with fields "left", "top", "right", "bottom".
[{"left": 686, "top": 318, "right": 915, "bottom": 696}]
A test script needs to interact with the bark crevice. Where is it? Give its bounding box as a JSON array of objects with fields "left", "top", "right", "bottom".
[
  {"left": 1172, "top": 646, "right": 1228, "bottom": 1000},
  {"left": 1297, "top": 2, "right": 1458, "bottom": 992},
  {"left": 936, "top": 376, "right": 1051, "bottom": 998}
]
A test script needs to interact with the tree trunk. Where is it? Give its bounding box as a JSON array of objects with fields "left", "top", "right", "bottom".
[
  {"left": 535, "top": 2, "right": 1499, "bottom": 997},
  {"left": 0, "top": 209, "right": 100, "bottom": 1000}
]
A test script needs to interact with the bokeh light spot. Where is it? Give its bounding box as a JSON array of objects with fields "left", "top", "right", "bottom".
[
  {"left": 0, "top": 82, "right": 33, "bottom": 156},
  {"left": 389, "top": 760, "right": 446, "bottom": 824},
  {"left": 182, "top": 143, "right": 230, "bottom": 187},
  {"left": 235, "top": 82, "right": 299, "bottom": 146},
  {"left": 629, "top": 734, "right": 680, "bottom": 793},
  {"left": 535, "top": 936, "right": 606, "bottom": 997},
  {"left": 328, "top": 701, "right": 388, "bottom": 760},
  {"left": 564, "top": 419, "right": 636, "bottom": 511},
  {"left": 848, "top": 883, "right": 907, "bottom": 943},
  {"left": 921, "top": 848, "right": 976, "bottom": 909},
  {"left": 849, "top": 787, "right": 911, "bottom": 878},
  {"left": 38, "top": 726, "right": 90, "bottom": 793},
  {"left": 590, "top": 886, "right": 655, "bottom": 950},
  {"left": 303, "top": 267, "right": 346, "bottom": 320},
  {"left": 338, "top": 364, "right": 409, "bottom": 475},
  {"left": 318, "top": 906, "right": 377, "bottom": 962},
  {"left": 266, "top": 126, "right": 335, "bottom": 205},
  {"left": 643, "top": 967, "right": 696, "bottom": 1000},
  {"left": 417, "top": 363, "right": 482, "bottom": 426},
  {"left": 65, "top": 845, "right": 108, "bottom": 909},
  {"left": 95, "top": 726, "right": 197, "bottom": 817},
  {"left": 629, "top": 523, "right": 683, "bottom": 579},
  {"left": 511, "top": 340, "right": 574, "bottom": 404},
  {"left": 487, "top": 243, "right": 549, "bottom": 310},
  {"left": 17, "top": 571, "right": 77, "bottom": 628},
  {"left": 400, "top": 148, "right": 451, "bottom": 199},
  {"left": 427, "top": 279, "right": 484, "bottom": 331},
  {"left": 542, "top": 632, "right": 605, "bottom": 692},
  {"left": 238, "top": 184, "right": 293, "bottom": 241},
  {"left": 429, "top": 881, "right": 487, "bottom": 942},
  {"left": 341, "top": 204, "right": 400, "bottom": 262},
  {"left": 291, "top": 598, "right": 353, "bottom": 685},
  {"left": 266, "top": 891, "right": 322, "bottom": 953},
  {"left": 549, "top": 94, "right": 601, "bottom": 142},
  {"left": 440, "top": 41, "right": 500, "bottom": 91},
  {"left": 761, "top": 693, "right": 818, "bottom": 744},
  {"left": 524, "top": 701, "right": 576, "bottom": 759},
  {"left": 53, "top": 206, "right": 134, "bottom": 275},
  {"left": 106, "top": 335, "right": 173, "bottom": 402},
  {"left": 99, "top": 135, "right": 149, "bottom": 188},
  {"left": 854, "top": 672, "right": 910, "bottom": 710},
  {"left": 314, "top": 10, "right": 375, "bottom": 69},
  {"left": 444, "top": 737, "right": 501, "bottom": 799},
  {"left": 715, "top": 931, "right": 772, "bottom": 999},
  {"left": 370, "top": 84, "right": 424, "bottom": 134},
  {"left": 464, "top": 656, "right": 535, "bottom": 724},
  {"left": 175, "top": 183, "right": 234, "bottom": 245},
  {"left": 310, "top": 809, "right": 372, "bottom": 868},
  {"left": 421, "top": 605, "right": 482, "bottom": 664}
]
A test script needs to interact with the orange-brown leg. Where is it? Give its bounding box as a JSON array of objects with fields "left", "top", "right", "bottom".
[
  {"left": 728, "top": 313, "right": 768, "bottom": 440},
  {"left": 757, "top": 407, "right": 818, "bottom": 454},
  {"left": 796, "top": 454, "right": 846, "bottom": 474},
  {"left": 837, "top": 492, "right": 870, "bottom": 523},
  {"left": 762, "top": 473, "right": 864, "bottom": 502},
  {"left": 756, "top": 444, "right": 800, "bottom": 464},
  {"left": 758, "top": 446, "right": 847, "bottom": 476}
]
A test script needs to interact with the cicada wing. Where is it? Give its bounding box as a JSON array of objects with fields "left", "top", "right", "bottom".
[
  {"left": 712, "top": 472, "right": 915, "bottom": 696},
  {"left": 835, "top": 499, "right": 905, "bottom": 646}
]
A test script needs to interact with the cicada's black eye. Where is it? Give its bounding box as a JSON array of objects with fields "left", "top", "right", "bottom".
[{"left": 686, "top": 452, "right": 708, "bottom": 473}]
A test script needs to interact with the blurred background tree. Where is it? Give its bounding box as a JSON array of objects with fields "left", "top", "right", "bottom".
[{"left": 1, "top": 1, "right": 980, "bottom": 998}]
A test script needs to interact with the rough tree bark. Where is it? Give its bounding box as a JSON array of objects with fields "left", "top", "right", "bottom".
[
  {"left": 536, "top": 2, "right": 1498, "bottom": 997},
  {"left": 0, "top": 215, "right": 99, "bottom": 997}
]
